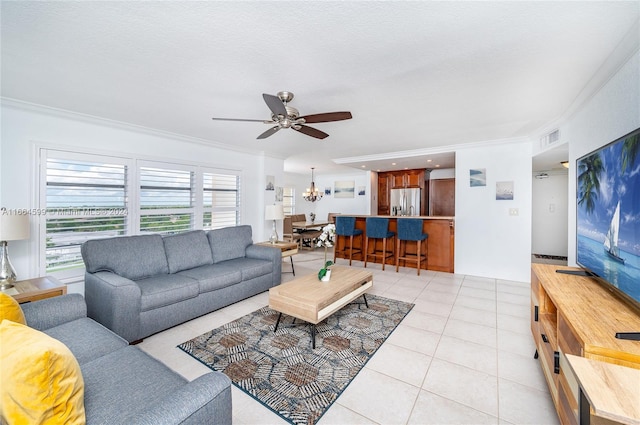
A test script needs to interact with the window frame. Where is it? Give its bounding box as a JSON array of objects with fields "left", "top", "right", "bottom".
[{"left": 38, "top": 148, "right": 243, "bottom": 280}]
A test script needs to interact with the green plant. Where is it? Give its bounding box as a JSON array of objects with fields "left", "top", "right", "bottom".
[{"left": 317, "top": 260, "right": 334, "bottom": 280}]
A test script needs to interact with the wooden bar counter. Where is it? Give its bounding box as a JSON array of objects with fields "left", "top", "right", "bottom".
[{"left": 333, "top": 215, "right": 454, "bottom": 273}]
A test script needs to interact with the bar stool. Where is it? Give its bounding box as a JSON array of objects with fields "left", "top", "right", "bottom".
[
  {"left": 364, "top": 217, "right": 395, "bottom": 271},
  {"left": 333, "top": 216, "right": 363, "bottom": 266},
  {"left": 396, "top": 218, "right": 428, "bottom": 275}
]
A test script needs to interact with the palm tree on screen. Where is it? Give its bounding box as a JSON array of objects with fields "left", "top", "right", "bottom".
[
  {"left": 621, "top": 134, "right": 639, "bottom": 173},
  {"left": 578, "top": 153, "right": 604, "bottom": 215}
]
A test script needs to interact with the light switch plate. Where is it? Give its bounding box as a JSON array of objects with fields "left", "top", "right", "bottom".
[{"left": 509, "top": 208, "right": 519, "bottom": 216}]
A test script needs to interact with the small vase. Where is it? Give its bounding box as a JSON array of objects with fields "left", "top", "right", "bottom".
[{"left": 321, "top": 269, "right": 331, "bottom": 282}]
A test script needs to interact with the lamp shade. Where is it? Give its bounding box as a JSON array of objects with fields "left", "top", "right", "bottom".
[
  {"left": 265, "top": 205, "right": 284, "bottom": 221},
  {"left": 0, "top": 214, "right": 30, "bottom": 241}
]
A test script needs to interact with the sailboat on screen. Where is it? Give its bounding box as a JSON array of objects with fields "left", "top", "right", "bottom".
[{"left": 603, "top": 200, "right": 625, "bottom": 264}]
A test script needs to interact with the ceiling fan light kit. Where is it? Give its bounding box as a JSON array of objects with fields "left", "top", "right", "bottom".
[
  {"left": 212, "top": 91, "right": 352, "bottom": 140},
  {"left": 303, "top": 167, "right": 323, "bottom": 202}
]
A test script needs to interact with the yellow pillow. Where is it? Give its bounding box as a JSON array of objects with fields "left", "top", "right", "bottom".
[
  {"left": 0, "top": 292, "right": 25, "bottom": 325},
  {"left": 0, "top": 320, "right": 86, "bottom": 425}
]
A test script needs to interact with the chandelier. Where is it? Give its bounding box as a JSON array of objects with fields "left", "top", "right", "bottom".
[{"left": 302, "top": 167, "right": 323, "bottom": 202}]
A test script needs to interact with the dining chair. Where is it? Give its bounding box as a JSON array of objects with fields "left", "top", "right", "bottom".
[{"left": 283, "top": 216, "right": 302, "bottom": 249}]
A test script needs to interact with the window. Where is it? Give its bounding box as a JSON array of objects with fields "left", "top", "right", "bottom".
[
  {"left": 42, "top": 152, "right": 129, "bottom": 276},
  {"left": 283, "top": 186, "right": 295, "bottom": 215},
  {"left": 139, "top": 165, "right": 194, "bottom": 234},
  {"left": 40, "top": 148, "right": 242, "bottom": 279},
  {"left": 203, "top": 172, "right": 241, "bottom": 229}
]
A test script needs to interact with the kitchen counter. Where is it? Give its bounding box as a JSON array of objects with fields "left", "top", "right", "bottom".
[{"left": 333, "top": 215, "right": 454, "bottom": 273}]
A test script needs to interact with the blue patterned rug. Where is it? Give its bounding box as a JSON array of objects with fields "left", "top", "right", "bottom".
[{"left": 178, "top": 294, "right": 414, "bottom": 425}]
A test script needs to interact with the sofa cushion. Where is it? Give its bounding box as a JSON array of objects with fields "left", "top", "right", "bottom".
[
  {"left": 208, "top": 225, "right": 253, "bottom": 263},
  {"left": 163, "top": 230, "right": 213, "bottom": 274},
  {"left": 222, "top": 257, "right": 273, "bottom": 281},
  {"left": 82, "top": 234, "right": 169, "bottom": 280},
  {"left": 0, "top": 320, "right": 86, "bottom": 425},
  {"left": 44, "top": 318, "right": 128, "bottom": 365},
  {"left": 0, "top": 292, "right": 25, "bottom": 325},
  {"left": 177, "top": 263, "right": 243, "bottom": 293},
  {"left": 136, "top": 274, "right": 199, "bottom": 312},
  {"left": 81, "top": 346, "right": 186, "bottom": 424}
]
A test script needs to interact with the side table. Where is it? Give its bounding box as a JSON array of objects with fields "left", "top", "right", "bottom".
[
  {"left": 256, "top": 241, "right": 298, "bottom": 275},
  {"left": 2, "top": 276, "right": 67, "bottom": 304}
]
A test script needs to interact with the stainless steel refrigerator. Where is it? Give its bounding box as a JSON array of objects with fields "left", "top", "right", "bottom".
[{"left": 390, "top": 188, "right": 421, "bottom": 216}]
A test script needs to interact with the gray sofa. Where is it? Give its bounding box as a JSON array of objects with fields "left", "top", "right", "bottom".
[
  {"left": 21, "top": 294, "right": 232, "bottom": 425},
  {"left": 81, "top": 225, "right": 281, "bottom": 342}
]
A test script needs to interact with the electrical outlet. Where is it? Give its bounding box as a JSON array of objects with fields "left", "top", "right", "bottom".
[{"left": 509, "top": 208, "right": 519, "bottom": 216}]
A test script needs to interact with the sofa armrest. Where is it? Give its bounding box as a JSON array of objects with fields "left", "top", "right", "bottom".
[
  {"left": 125, "top": 372, "right": 232, "bottom": 425},
  {"left": 246, "top": 244, "right": 282, "bottom": 286},
  {"left": 84, "top": 271, "right": 143, "bottom": 342},
  {"left": 21, "top": 293, "right": 87, "bottom": 331}
]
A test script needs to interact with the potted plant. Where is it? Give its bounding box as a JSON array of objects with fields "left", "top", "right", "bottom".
[{"left": 316, "top": 223, "right": 336, "bottom": 281}]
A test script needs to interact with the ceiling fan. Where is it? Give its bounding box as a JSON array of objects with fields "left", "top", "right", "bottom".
[{"left": 211, "top": 91, "right": 352, "bottom": 140}]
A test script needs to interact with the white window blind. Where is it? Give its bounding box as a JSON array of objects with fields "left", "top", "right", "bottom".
[
  {"left": 39, "top": 149, "right": 243, "bottom": 278},
  {"left": 283, "top": 186, "right": 295, "bottom": 215},
  {"left": 139, "top": 165, "right": 194, "bottom": 234},
  {"left": 203, "top": 172, "right": 241, "bottom": 230},
  {"left": 44, "top": 154, "right": 129, "bottom": 274}
]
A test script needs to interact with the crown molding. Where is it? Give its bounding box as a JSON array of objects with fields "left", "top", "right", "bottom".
[{"left": 1, "top": 97, "right": 287, "bottom": 161}]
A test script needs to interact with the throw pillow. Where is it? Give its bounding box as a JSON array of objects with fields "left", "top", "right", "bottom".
[
  {"left": 0, "top": 292, "right": 25, "bottom": 325},
  {"left": 0, "top": 320, "right": 86, "bottom": 425}
]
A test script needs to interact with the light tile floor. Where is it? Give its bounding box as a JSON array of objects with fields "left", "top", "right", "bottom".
[{"left": 138, "top": 250, "right": 560, "bottom": 425}]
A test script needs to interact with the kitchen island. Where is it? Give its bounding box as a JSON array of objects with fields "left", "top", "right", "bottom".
[{"left": 333, "top": 215, "right": 454, "bottom": 273}]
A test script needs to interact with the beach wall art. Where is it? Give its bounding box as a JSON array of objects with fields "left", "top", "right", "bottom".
[
  {"left": 470, "top": 168, "right": 486, "bottom": 187},
  {"left": 334, "top": 181, "right": 355, "bottom": 198}
]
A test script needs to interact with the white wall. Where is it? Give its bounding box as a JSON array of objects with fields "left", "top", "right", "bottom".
[
  {"left": 284, "top": 170, "right": 371, "bottom": 221},
  {"left": 0, "top": 101, "right": 281, "bottom": 281},
  {"left": 532, "top": 172, "right": 569, "bottom": 257},
  {"left": 455, "top": 141, "right": 533, "bottom": 282},
  {"left": 566, "top": 50, "right": 640, "bottom": 265},
  {"left": 430, "top": 168, "right": 455, "bottom": 179}
]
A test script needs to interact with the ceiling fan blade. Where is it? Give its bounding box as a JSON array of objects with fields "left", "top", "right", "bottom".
[
  {"left": 298, "top": 111, "right": 352, "bottom": 124},
  {"left": 294, "top": 125, "right": 329, "bottom": 139},
  {"left": 257, "top": 126, "right": 281, "bottom": 139},
  {"left": 212, "top": 117, "right": 271, "bottom": 123},
  {"left": 262, "top": 93, "right": 287, "bottom": 117}
]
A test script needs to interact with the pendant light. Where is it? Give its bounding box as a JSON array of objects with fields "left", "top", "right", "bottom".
[{"left": 302, "top": 167, "right": 323, "bottom": 202}]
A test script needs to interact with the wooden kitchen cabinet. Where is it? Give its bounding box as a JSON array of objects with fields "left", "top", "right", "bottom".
[
  {"left": 429, "top": 178, "right": 455, "bottom": 216},
  {"left": 377, "top": 174, "right": 390, "bottom": 215},
  {"left": 404, "top": 170, "right": 424, "bottom": 188},
  {"left": 377, "top": 169, "right": 426, "bottom": 214}
]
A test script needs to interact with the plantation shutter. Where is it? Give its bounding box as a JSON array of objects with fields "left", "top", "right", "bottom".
[
  {"left": 139, "top": 165, "right": 194, "bottom": 234},
  {"left": 44, "top": 152, "right": 129, "bottom": 275},
  {"left": 203, "top": 171, "right": 241, "bottom": 230}
]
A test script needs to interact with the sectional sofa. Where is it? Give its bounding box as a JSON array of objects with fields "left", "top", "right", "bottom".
[
  {"left": 13, "top": 293, "right": 232, "bottom": 424},
  {"left": 81, "top": 225, "right": 281, "bottom": 342}
]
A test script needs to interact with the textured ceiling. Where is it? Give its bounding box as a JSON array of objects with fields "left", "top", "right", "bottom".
[{"left": 2, "top": 1, "right": 639, "bottom": 174}]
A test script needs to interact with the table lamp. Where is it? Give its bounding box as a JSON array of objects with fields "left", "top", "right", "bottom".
[
  {"left": 0, "top": 214, "right": 30, "bottom": 290},
  {"left": 265, "top": 204, "right": 284, "bottom": 244}
]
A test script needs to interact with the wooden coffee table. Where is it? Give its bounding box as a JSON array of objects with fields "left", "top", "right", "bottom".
[{"left": 268, "top": 265, "right": 373, "bottom": 348}]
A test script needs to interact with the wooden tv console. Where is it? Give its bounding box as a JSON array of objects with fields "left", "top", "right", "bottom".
[{"left": 531, "top": 264, "right": 640, "bottom": 425}]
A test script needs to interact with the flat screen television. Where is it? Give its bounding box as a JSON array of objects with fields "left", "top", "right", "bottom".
[{"left": 576, "top": 126, "right": 640, "bottom": 317}]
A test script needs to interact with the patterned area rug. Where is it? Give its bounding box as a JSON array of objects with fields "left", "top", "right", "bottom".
[{"left": 178, "top": 294, "right": 413, "bottom": 425}]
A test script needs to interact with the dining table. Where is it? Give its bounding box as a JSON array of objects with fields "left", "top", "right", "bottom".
[
  {"left": 292, "top": 220, "right": 329, "bottom": 250},
  {"left": 292, "top": 220, "right": 330, "bottom": 230}
]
